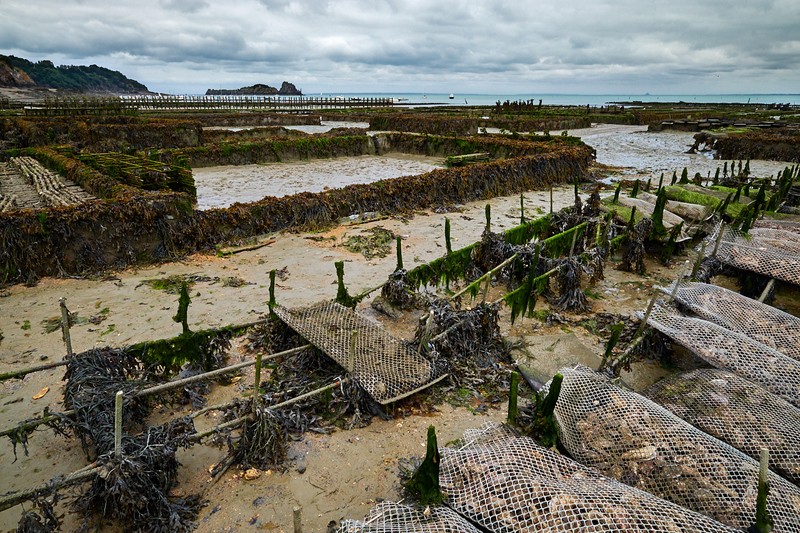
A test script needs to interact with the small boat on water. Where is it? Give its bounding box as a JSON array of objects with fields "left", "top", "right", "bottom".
[{"left": 449, "top": 93, "right": 455, "bottom": 99}]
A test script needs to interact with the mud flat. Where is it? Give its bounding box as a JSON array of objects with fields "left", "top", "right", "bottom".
[{"left": 193, "top": 153, "right": 443, "bottom": 209}]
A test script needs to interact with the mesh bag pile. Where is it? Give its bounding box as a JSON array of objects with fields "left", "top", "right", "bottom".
[
  {"left": 646, "top": 368, "right": 800, "bottom": 485},
  {"left": 646, "top": 302, "right": 800, "bottom": 408},
  {"left": 550, "top": 366, "right": 800, "bottom": 530},
  {"left": 707, "top": 223, "right": 800, "bottom": 285},
  {"left": 337, "top": 501, "right": 483, "bottom": 533},
  {"left": 660, "top": 281, "right": 800, "bottom": 359},
  {"left": 438, "top": 423, "right": 738, "bottom": 532}
]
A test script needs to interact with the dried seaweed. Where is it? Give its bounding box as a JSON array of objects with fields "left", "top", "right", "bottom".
[
  {"left": 414, "top": 299, "right": 508, "bottom": 393},
  {"left": 76, "top": 417, "right": 203, "bottom": 533},
  {"left": 379, "top": 269, "right": 425, "bottom": 310}
]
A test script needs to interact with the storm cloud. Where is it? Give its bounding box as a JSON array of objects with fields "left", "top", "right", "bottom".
[{"left": 2, "top": 0, "right": 798, "bottom": 94}]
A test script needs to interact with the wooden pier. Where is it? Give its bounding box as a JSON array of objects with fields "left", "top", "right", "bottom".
[{"left": 24, "top": 95, "right": 395, "bottom": 116}]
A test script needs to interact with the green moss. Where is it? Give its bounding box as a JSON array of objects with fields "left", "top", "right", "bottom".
[{"left": 665, "top": 186, "right": 746, "bottom": 218}]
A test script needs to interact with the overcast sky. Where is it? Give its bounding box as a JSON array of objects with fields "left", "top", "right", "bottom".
[{"left": 2, "top": 0, "right": 799, "bottom": 95}]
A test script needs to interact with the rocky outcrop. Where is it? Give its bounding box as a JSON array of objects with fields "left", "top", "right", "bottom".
[
  {"left": 278, "top": 81, "right": 301, "bottom": 95},
  {"left": 205, "top": 82, "right": 302, "bottom": 96},
  {"left": 0, "top": 60, "right": 35, "bottom": 87}
]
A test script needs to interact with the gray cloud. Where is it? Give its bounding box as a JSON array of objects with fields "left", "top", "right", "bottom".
[{"left": 1, "top": 0, "right": 798, "bottom": 94}]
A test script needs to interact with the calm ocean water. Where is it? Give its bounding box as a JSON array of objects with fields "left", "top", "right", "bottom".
[{"left": 310, "top": 92, "right": 800, "bottom": 107}]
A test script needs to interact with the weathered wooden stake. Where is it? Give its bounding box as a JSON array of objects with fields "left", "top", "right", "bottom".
[
  {"left": 293, "top": 506, "right": 303, "bottom": 533},
  {"left": 253, "top": 353, "right": 263, "bottom": 414},
  {"left": 507, "top": 371, "right": 519, "bottom": 425},
  {"left": 114, "top": 390, "right": 123, "bottom": 459},
  {"left": 520, "top": 193, "right": 525, "bottom": 224},
  {"left": 758, "top": 279, "right": 776, "bottom": 303},
  {"left": 348, "top": 330, "right": 357, "bottom": 372},
  {"left": 395, "top": 236, "right": 403, "bottom": 271},
  {"left": 444, "top": 217, "right": 452, "bottom": 254},
  {"left": 268, "top": 269, "right": 277, "bottom": 311},
  {"left": 753, "top": 448, "right": 773, "bottom": 532},
  {"left": 549, "top": 186, "right": 554, "bottom": 214},
  {"left": 690, "top": 242, "right": 707, "bottom": 281},
  {"left": 712, "top": 224, "right": 726, "bottom": 258},
  {"left": 59, "top": 297, "right": 73, "bottom": 356}
]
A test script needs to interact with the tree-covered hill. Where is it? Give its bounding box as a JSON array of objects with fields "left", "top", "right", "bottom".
[{"left": 0, "top": 55, "right": 149, "bottom": 93}]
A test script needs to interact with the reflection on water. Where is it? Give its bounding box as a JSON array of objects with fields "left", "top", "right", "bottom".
[
  {"left": 570, "top": 125, "right": 794, "bottom": 182},
  {"left": 194, "top": 154, "right": 443, "bottom": 210}
]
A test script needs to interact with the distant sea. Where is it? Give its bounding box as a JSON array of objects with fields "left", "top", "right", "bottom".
[{"left": 305, "top": 92, "right": 800, "bottom": 107}]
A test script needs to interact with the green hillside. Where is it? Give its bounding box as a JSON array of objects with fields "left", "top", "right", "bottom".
[{"left": 0, "top": 55, "right": 149, "bottom": 93}]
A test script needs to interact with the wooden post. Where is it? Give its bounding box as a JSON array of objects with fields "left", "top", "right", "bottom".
[
  {"left": 114, "top": 390, "right": 123, "bottom": 459},
  {"left": 712, "top": 224, "right": 726, "bottom": 258},
  {"left": 758, "top": 279, "right": 776, "bottom": 303},
  {"left": 253, "top": 353, "right": 263, "bottom": 414},
  {"left": 753, "top": 448, "right": 773, "bottom": 532},
  {"left": 293, "top": 506, "right": 302, "bottom": 533},
  {"left": 59, "top": 297, "right": 73, "bottom": 356},
  {"left": 348, "top": 330, "right": 357, "bottom": 373},
  {"left": 549, "top": 186, "right": 554, "bottom": 214},
  {"left": 507, "top": 371, "right": 519, "bottom": 425},
  {"left": 690, "top": 242, "right": 707, "bottom": 281}
]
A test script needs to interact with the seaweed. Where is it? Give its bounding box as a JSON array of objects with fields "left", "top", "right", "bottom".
[{"left": 618, "top": 218, "right": 653, "bottom": 275}]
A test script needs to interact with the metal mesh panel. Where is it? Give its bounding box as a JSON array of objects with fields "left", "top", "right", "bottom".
[
  {"left": 646, "top": 303, "right": 800, "bottom": 408},
  {"left": 273, "top": 303, "right": 445, "bottom": 404},
  {"left": 755, "top": 218, "right": 800, "bottom": 233},
  {"left": 438, "top": 423, "right": 739, "bottom": 532},
  {"left": 551, "top": 366, "right": 800, "bottom": 530},
  {"left": 749, "top": 227, "right": 800, "bottom": 253},
  {"left": 646, "top": 368, "right": 800, "bottom": 485},
  {"left": 337, "top": 501, "right": 482, "bottom": 532},
  {"left": 708, "top": 224, "right": 800, "bottom": 285},
  {"left": 660, "top": 281, "right": 800, "bottom": 360}
]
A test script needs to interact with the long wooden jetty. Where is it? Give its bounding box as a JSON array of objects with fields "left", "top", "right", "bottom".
[{"left": 24, "top": 95, "right": 395, "bottom": 116}]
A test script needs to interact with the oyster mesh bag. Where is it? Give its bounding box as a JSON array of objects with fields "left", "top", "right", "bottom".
[
  {"left": 749, "top": 227, "right": 800, "bottom": 253},
  {"left": 708, "top": 223, "right": 800, "bottom": 285},
  {"left": 661, "top": 281, "right": 800, "bottom": 360},
  {"left": 645, "top": 368, "right": 800, "bottom": 485},
  {"left": 337, "top": 501, "right": 483, "bottom": 533},
  {"left": 437, "top": 423, "right": 738, "bottom": 532},
  {"left": 646, "top": 303, "right": 800, "bottom": 408},
  {"left": 551, "top": 366, "right": 800, "bottom": 530}
]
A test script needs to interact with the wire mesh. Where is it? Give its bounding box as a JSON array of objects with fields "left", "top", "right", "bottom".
[
  {"left": 646, "top": 368, "right": 800, "bottom": 485},
  {"left": 273, "top": 302, "right": 444, "bottom": 404},
  {"left": 748, "top": 227, "right": 800, "bottom": 253},
  {"left": 646, "top": 303, "right": 800, "bottom": 408},
  {"left": 708, "top": 223, "right": 800, "bottom": 285},
  {"left": 438, "top": 423, "right": 739, "bottom": 532},
  {"left": 551, "top": 366, "right": 800, "bottom": 530},
  {"left": 660, "top": 281, "right": 800, "bottom": 360},
  {"left": 337, "top": 501, "right": 483, "bottom": 532}
]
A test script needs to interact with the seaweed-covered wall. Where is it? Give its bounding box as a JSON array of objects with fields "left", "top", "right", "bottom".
[
  {"left": 0, "top": 116, "right": 203, "bottom": 151},
  {"left": 151, "top": 112, "right": 321, "bottom": 128},
  {"left": 177, "top": 133, "right": 376, "bottom": 167},
  {"left": 696, "top": 130, "right": 800, "bottom": 162},
  {"left": 0, "top": 140, "right": 593, "bottom": 283},
  {"left": 369, "top": 115, "right": 480, "bottom": 136}
]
